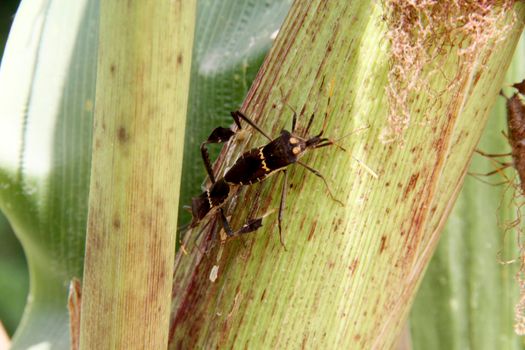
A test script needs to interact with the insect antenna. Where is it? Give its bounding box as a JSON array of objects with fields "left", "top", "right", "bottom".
[
  {"left": 316, "top": 124, "right": 379, "bottom": 179},
  {"left": 312, "top": 138, "right": 346, "bottom": 152},
  {"left": 313, "top": 125, "right": 371, "bottom": 151}
]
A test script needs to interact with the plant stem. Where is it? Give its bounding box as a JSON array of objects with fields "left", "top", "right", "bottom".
[
  {"left": 79, "top": 1, "right": 196, "bottom": 348},
  {"left": 171, "top": 1, "right": 525, "bottom": 348}
]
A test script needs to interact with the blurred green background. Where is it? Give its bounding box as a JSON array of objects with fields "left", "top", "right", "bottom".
[{"left": 0, "top": 0, "right": 28, "bottom": 337}]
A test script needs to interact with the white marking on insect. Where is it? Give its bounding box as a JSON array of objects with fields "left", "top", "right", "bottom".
[
  {"left": 259, "top": 148, "right": 270, "bottom": 172},
  {"left": 206, "top": 189, "right": 213, "bottom": 207}
]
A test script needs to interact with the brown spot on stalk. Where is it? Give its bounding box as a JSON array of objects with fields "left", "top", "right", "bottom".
[
  {"left": 307, "top": 220, "right": 318, "bottom": 241},
  {"left": 260, "top": 289, "right": 267, "bottom": 301},
  {"left": 333, "top": 217, "right": 343, "bottom": 230},
  {"left": 349, "top": 258, "right": 359, "bottom": 275},
  {"left": 113, "top": 217, "right": 121, "bottom": 229},
  {"left": 402, "top": 172, "right": 420, "bottom": 200},
  {"left": 117, "top": 126, "right": 129, "bottom": 143},
  {"left": 379, "top": 235, "right": 387, "bottom": 254}
]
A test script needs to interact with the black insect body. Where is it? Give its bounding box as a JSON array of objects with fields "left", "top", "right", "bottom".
[
  {"left": 224, "top": 130, "right": 308, "bottom": 185},
  {"left": 191, "top": 178, "right": 231, "bottom": 222},
  {"left": 190, "top": 109, "right": 341, "bottom": 247}
]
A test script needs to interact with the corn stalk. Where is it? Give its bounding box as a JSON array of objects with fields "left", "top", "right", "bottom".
[
  {"left": 78, "top": 1, "right": 196, "bottom": 348},
  {"left": 170, "top": 1, "right": 525, "bottom": 348}
]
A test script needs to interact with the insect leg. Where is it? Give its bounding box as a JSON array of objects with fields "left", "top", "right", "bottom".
[
  {"left": 475, "top": 149, "right": 512, "bottom": 159},
  {"left": 281, "top": 102, "right": 299, "bottom": 133},
  {"left": 303, "top": 112, "right": 316, "bottom": 137},
  {"left": 235, "top": 217, "right": 264, "bottom": 235},
  {"left": 468, "top": 163, "right": 512, "bottom": 177},
  {"left": 278, "top": 169, "right": 288, "bottom": 250},
  {"left": 200, "top": 108, "right": 261, "bottom": 184},
  {"left": 176, "top": 221, "right": 191, "bottom": 239},
  {"left": 232, "top": 207, "right": 277, "bottom": 237},
  {"left": 469, "top": 148, "right": 514, "bottom": 186},
  {"left": 291, "top": 110, "right": 297, "bottom": 133},
  {"left": 297, "top": 160, "right": 344, "bottom": 206},
  {"left": 200, "top": 127, "right": 237, "bottom": 183},
  {"left": 231, "top": 110, "right": 272, "bottom": 141},
  {"left": 305, "top": 95, "right": 332, "bottom": 138},
  {"left": 219, "top": 208, "right": 234, "bottom": 236}
]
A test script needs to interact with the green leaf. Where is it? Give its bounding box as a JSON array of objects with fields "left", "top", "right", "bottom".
[
  {"left": 0, "top": 0, "right": 98, "bottom": 348},
  {"left": 0, "top": 212, "right": 28, "bottom": 336}
]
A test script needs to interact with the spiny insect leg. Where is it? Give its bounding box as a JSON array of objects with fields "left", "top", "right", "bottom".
[
  {"left": 278, "top": 169, "right": 288, "bottom": 251},
  {"left": 297, "top": 160, "right": 344, "bottom": 206}
]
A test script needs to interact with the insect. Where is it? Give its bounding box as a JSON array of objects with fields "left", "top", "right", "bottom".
[
  {"left": 505, "top": 86, "right": 525, "bottom": 192},
  {"left": 189, "top": 105, "right": 343, "bottom": 248},
  {"left": 472, "top": 80, "right": 525, "bottom": 191},
  {"left": 470, "top": 79, "right": 525, "bottom": 336}
]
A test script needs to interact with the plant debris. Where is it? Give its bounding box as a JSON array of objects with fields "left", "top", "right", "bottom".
[{"left": 383, "top": 0, "right": 516, "bottom": 142}]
